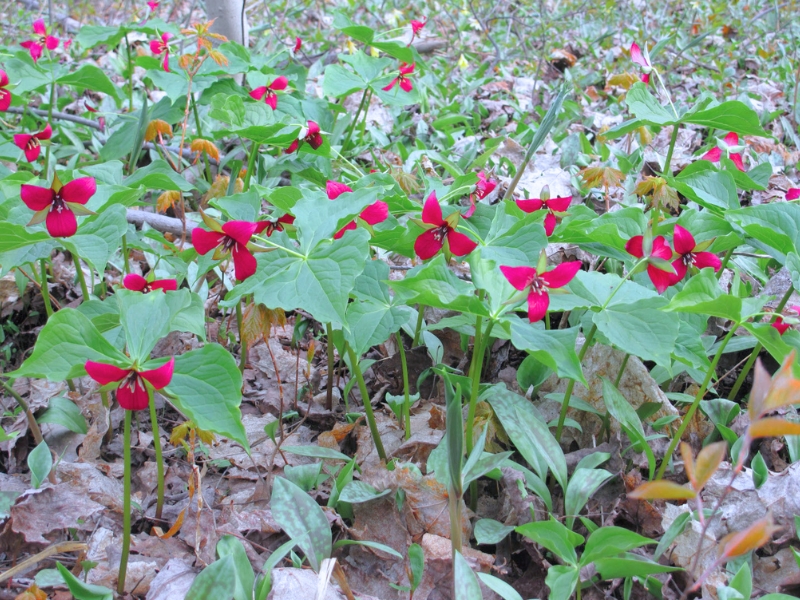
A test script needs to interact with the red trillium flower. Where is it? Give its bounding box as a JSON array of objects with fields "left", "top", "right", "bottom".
[
  {"left": 123, "top": 273, "right": 177, "bottom": 293},
  {"left": 286, "top": 120, "right": 323, "bottom": 153},
  {"left": 414, "top": 192, "right": 477, "bottom": 260},
  {"left": 256, "top": 214, "right": 295, "bottom": 237},
  {"left": 14, "top": 124, "right": 52, "bottom": 162},
  {"left": 0, "top": 70, "right": 12, "bottom": 111},
  {"left": 630, "top": 42, "right": 652, "bottom": 84},
  {"left": 21, "top": 19, "right": 59, "bottom": 63},
  {"left": 772, "top": 305, "right": 800, "bottom": 336},
  {"left": 150, "top": 32, "right": 171, "bottom": 72},
  {"left": 409, "top": 19, "right": 426, "bottom": 44},
  {"left": 787, "top": 188, "right": 800, "bottom": 201},
  {"left": 326, "top": 180, "right": 353, "bottom": 200},
  {"left": 701, "top": 132, "right": 745, "bottom": 172},
  {"left": 500, "top": 261, "right": 582, "bottom": 323},
  {"left": 324, "top": 180, "right": 389, "bottom": 238},
  {"left": 250, "top": 76, "right": 289, "bottom": 110},
  {"left": 383, "top": 63, "right": 415, "bottom": 93},
  {"left": 147, "top": 1, "right": 159, "bottom": 10},
  {"left": 516, "top": 192, "right": 571, "bottom": 236},
  {"left": 85, "top": 358, "right": 174, "bottom": 411},
  {"left": 84, "top": 100, "right": 106, "bottom": 132},
  {"left": 625, "top": 235, "right": 675, "bottom": 294},
  {"left": 464, "top": 171, "right": 496, "bottom": 218},
  {"left": 293, "top": 37, "right": 302, "bottom": 53},
  {"left": 192, "top": 220, "right": 260, "bottom": 281},
  {"left": 21, "top": 175, "right": 97, "bottom": 238},
  {"left": 670, "top": 225, "right": 721, "bottom": 283}
]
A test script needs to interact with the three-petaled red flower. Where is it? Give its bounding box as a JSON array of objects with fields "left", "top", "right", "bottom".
[
  {"left": 84, "top": 100, "right": 106, "bottom": 132},
  {"left": 293, "top": 37, "right": 302, "bottom": 53},
  {"left": 21, "top": 19, "right": 59, "bottom": 63},
  {"left": 670, "top": 225, "right": 721, "bottom": 284},
  {"left": 516, "top": 191, "right": 571, "bottom": 236},
  {"left": 192, "top": 220, "right": 260, "bottom": 281},
  {"left": 325, "top": 181, "right": 389, "bottom": 239},
  {"left": 14, "top": 124, "right": 52, "bottom": 162},
  {"left": 701, "top": 132, "right": 745, "bottom": 172},
  {"left": 500, "top": 262, "right": 582, "bottom": 323},
  {"left": 630, "top": 42, "right": 652, "bottom": 84},
  {"left": 256, "top": 214, "right": 295, "bottom": 237},
  {"left": 286, "top": 120, "right": 323, "bottom": 153},
  {"left": 250, "top": 76, "right": 288, "bottom": 110},
  {"left": 150, "top": 33, "right": 171, "bottom": 72},
  {"left": 625, "top": 234, "right": 675, "bottom": 294},
  {"left": 21, "top": 174, "right": 97, "bottom": 238},
  {"left": 147, "top": 1, "right": 159, "bottom": 10},
  {"left": 772, "top": 306, "right": 800, "bottom": 335},
  {"left": 0, "top": 70, "right": 13, "bottom": 111},
  {"left": 465, "top": 171, "right": 496, "bottom": 218},
  {"left": 786, "top": 188, "right": 799, "bottom": 201},
  {"left": 409, "top": 19, "right": 426, "bottom": 45},
  {"left": 85, "top": 358, "right": 174, "bottom": 411},
  {"left": 383, "top": 63, "right": 415, "bottom": 93},
  {"left": 123, "top": 273, "right": 177, "bottom": 293},
  {"left": 414, "top": 192, "right": 477, "bottom": 259}
]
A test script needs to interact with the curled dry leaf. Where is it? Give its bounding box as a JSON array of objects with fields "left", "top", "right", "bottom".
[
  {"left": 628, "top": 480, "right": 697, "bottom": 500},
  {"left": 144, "top": 119, "right": 173, "bottom": 142},
  {"left": 749, "top": 353, "right": 800, "bottom": 420},
  {"left": 718, "top": 512, "right": 780, "bottom": 560}
]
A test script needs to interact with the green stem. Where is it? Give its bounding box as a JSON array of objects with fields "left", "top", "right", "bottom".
[
  {"left": 73, "top": 254, "right": 90, "bottom": 301},
  {"left": 236, "top": 301, "right": 246, "bottom": 374},
  {"left": 148, "top": 388, "right": 165, "bottom": 521},
  {"left": 555, "top": 324, "right": 597, "bottom": 441},
  {"left": 44, "top": 79, "right": 56, "bottom": 176},
  {"left": 656, "top": 326, "right": 737, "bottom": 480},
  {"left": 100, "top": 390, "right": 112, "bottom": 444},
  {"left": 326, "top": 323, "right": 335, "bottom": 411},
  {"left": 716, "top": 248, "right": 734, "bottom": 279},
  {"left": 346, "top": 344, "right": 386, "bottom": 462},
  {"left": 190, "top": 94, "right": 204, "bottom": 138},
  {"left": 614, "top": 354, "right": 630, "bottom": 387},
  {"left": 39, "top": 259, "right": 53, "bottom": 318},
  {"left": 244, "top": 142, "right": 260, "bottom": 191},
  {"left": 412, "top": 305, "right": 425, "bottom": 347},
  {"left": 125, "top": 34, "right": 134, "bottom": 112},
  {"left": 118, "top": 410, "right": 132, "bottom": 596},
  {"left": 341, "top": 88, "right": 369, "bottom": 152},
  {"left": 727, "top": 285, "right": 794, "bottom": 400},
  {"left": 395, "top": 332, "right": 412, "bottom": 440},
  {"left": 466, "top": 317, "right": 492, "bottom": 457},
  {"left": 121, "top": 235, "right": 130, "bottom": 275},
  {"left": 357, "top": 89, "right": 372, "bottom": 143},
  {"left": 0, "top": 377, "right": 48, "bottom": 452},
  {"left": 663, "top": 125, "right": 679, "bottom": 176}
]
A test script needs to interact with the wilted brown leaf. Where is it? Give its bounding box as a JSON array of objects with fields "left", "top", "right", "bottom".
[
  {"left": 628, "top": 480, "right": 696, "bottom": 500},
  {"left": 580, "top": 166, "right": 624, "bottom": 191},
  {"left": 606, "top": 72, "right": 640, "bottom": 90},
  {"left": 156, "top": 190, "right": 181, "bottom": 213},
  {"left": 190, "top": 138, "right": 220, "bottom": 161},
  {"left": 635, "top": 176, "right": 680, "bottom": 211},
  {"left": 15, "top": 584, "right": 47, "bottom": 600},
  {"left": 144, "top": 119, "right": 173, "bottom": 142},
  {"left": 719, "top": 513, "right": 780, "bottom": 560},
  {"left": 242, "top": 303, "right": 286, "bottom": 345}
]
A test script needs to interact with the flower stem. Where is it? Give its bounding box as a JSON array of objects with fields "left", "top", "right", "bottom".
[
  {"left": 346, "top": 344, "right": 386, "bottom": 462},
  {"left": 395, "top": 332, "right": 412, "bottom": 440},
  {"left": 727, "top": 285, "right": 793, "bottom": 400},
  {"left": 555, "top": 324, "right": 597, "bottom": 441},
  {"left": 412, "top": 305, "right": 425, "bottom": 347},
  {"left": 663, "top": 124, "right": 679, "bottom": 175},
  {"left": 72, "top": 254, "right": 90, "bottom": 301},
  {"left": 125, "top": 35, "right": 134, "bottom": 112},
  {"left": 244, "top": 142, "right": 260, "bottom": 191},
  {"left": 341, "top": 88, "right": 369, "bottom": 153},
  {"left": 614, "top": 354, "right": 630, "bottom": 387},
  {"left": 148, "top": 388, "right": 165, "bottom": 521},
  {"left": 236, "top": 301, "right": 246, "bottom": 374},
  {"left": 716, "top": 248, "right": 734, "bottom": 278},
  {"left": 325, "top": 323, "right": 337, "bottom": 411},
  {"left": 39, "top": 259, "right": 53, "bottom": 318},
  {"left": 656, "top": 326, "right": 737, "bottom": 480},
  {"left": 118, "top": 409, "right": 132, "bottom": 596},
  {"left": 121, "top": 235, "right": 130, "bottom": 275}
]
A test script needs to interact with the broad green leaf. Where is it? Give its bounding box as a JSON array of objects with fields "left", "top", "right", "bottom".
[
  {"left": 684, "top": 101, "right": 769, "bottom": 136},
  {"left": 544, "top": 565, "right": 579, "bottom": 600},
  {"left": 3, "top": 58, "right": 51, "bottom": 94},
  {"left": 58, "top": 64, "right": 120, "bottom": 100},
  {"left": 37, "top": 396, "right": 88, "bottom": 434},
  {"left": 665, "top": 268, "right": 742, "bottom": 321},
  {"left": 293, "top": 187, "right": 380, "bottom": 250},
  {"left": 625, "top": 83, "right": 676, "bottom": 125},
  {"left": 339, "top": 481, "right": 392, "bottom": 503},
  {"left": 75, "top": 25, "right": 126, "bottom": 49},
  {"left": 254, "top": 539, "right": 295, "bottom": 600},
  {"left": 516, "top": 518, "right": 583, "bottom": 565},
  {"left": 11, "top": 309, "right": 128, "bottom": 380},
  {"left": 453, "top": 551, "right": 483, "bottom": 600},
  {"left": 601, "top": 378, "right": 646, "bottom": 439},
  {"left": 563, "top": 270, "right": 656, "bottom": 310},
  {"left": 594, "top": 554, "right": 680, "bottom": 579},
  {"left": 55, "top": 563, "right": 113, "bottom": 600},
  {"left": 332, "top": 539, "right": 403, "bottom": 559},
  {"left": 742, "top": 322, "right": 794, "bottom": 365},
  {"left": 185, "top": 555, "right": 236, "bottom": 600},
  {"left": 672, "top": 161, "right": 739, "bottom": 213},
  {"left": 124, "top": 160, "right": 194, "bottom": 192},
  {"left": 340, "top": 51, "right": 392, "bottom": 83},
  {"left": 28, "top": 440, "right": 52, "bottom": 489},
  {"left": 728, "top": 202, "right": 800, "bottom": 263},
  {"left": 165, "top": 344, "right": 249, "bottom": 451},
  {"left": 0, "top": 222, "right": 52, "bottom": 254},
  {"left": 323, "top": 64, "right": 367, "bottom": 97},
  {"left": 474, "top": 519, "right": 515, "bottom": 545},
  {"left": 216, "top": 536, "right": 255, "bottom": 600},
  {"left": 581, "top": 526, "right": 654, "bottom": 566},
  {"left": 283, "top": 445, "right": 352, "bottom": 462},
  {"left": 62, "top": 204, "right": 129, "bottom": 273},
  {"left": 479, "top": 211, "right": 549, "bottom": 266},
  {"left": 505, "top": 316, "right": 586, "bottom": 385},
  {"left": 117, "top": 289, "right": 172, "bottom": 363},
  {"left": 271, "top": 477, "right": 332, "bottom": 573},
  {"left": 345, "top": 299, "right": 413, "bottom": 357},
  {"left": 477, "top": 573, "right": 523, "bottom": 600},
  {"left": 564, "top": 468, "right": 613, "bottom": 529}
]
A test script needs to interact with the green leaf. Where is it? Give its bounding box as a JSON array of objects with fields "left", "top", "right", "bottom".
[
  {"left": 339, "top": 481, "right": 392, "bottom": 503},
  {"left": 117, "top": 289, "right": 172, "bottom": 364},
  {"left": 409, "top": 542, "right": 424, "bottom": 590},
  {"left": 345, "top": 298, "right": 413, "bottom": 357},
  {"left": 340, "top": 51, "right": 393, "bottom": 83},
  {"left": 728, "top": 560, "right": 753, "bottom": 599},
  {"left": 271, "top": 477, "right": 332, "bottom": 573},
  {"left": 28, "top": 440, "right": 52, "bottom": 489},
  {"left": 37, "top": 396, "right": 88, "bottom": 434},
  {"left": 124, "top": 160, "right": 194, "bottom": 192},
  {"left": 453, "top": 551, "right": 483, "bottom": 600},
  {"left": 728, "top": 202, "right": 800, "bottom": 263},
  {"left": 216, "top": 536, "right": 255, "bottom": 600},
  {"left": 684, "top": 101, "right": 770, "bottom": 136},
  {"left": 11, "top": 309, "right": 128, "bottom": 380},
  {"left": 474, "top": 519, "right": 515, "bottom": 545},
  {"left": 751, "top": 451, "right": 768, "bottom": 489},
  {"left": 581, "top": 526, "right": 655, "bottom": 566},
  {"left": 165, "top": 344, "right": 249, "bottom": 451},
  {"left": 593, "top": 554, "right": 680, "bottom": 579},
  {"left": 544, "top": 565, "right": 579, "bottom": 600},
  {"left": 254, "top": 539, "right": 295, "bottom": 600},
  {"left": 4, "top": 58, "right": 51, "bottom": 95},
  {"left": 293, "top": 187, "right": 381, "bottom": 251},
  {"left": 185, "top": 555, "right": 236, "bottom": 600},
  {"left": 516, "top": 518, "right": 583, "bottom": 565},
  {"left": 62, "top": 204, "right": 129, "bottom": 273},
  {"left": 58, "top": 64, "right": 120, "bottom": 100},
  {"left": 75, "top": 25, "right": 126, "bottom": 49},
  {"left": 671, "top": 161, "right": 739, "bottom": 213},
  {"left": 625, "top": 83, "right": 676, "bottom": 125},
  {"left": 332, "top": 539, "right": 403, "bottom": 559},
  {"left": 664, "top": 268, "right": 742, "bottom": 321},
  {"left": 564, "top": 468, "right": 613, "bottom": 529},
  {"left": 477, "top": 573, "right": 523, "bottom": 600},
  {"left": 505, "top": 316, "right": 586, "bottom": 385},
  {"left": 654, "top": 511, "right": 691, "bottom": 559},
  {"left": 602, "top": 378, "right": 656, "bottom": 478},
  {"left": 323, "top": 64, "right": 367, "bottom": 97},
  {"left": 55, "top": 563, "right": 113, "bottom": 600},
  {"left": 283, "top": 445, "right": 352, "bottom": 462},
  {"left": 0, "top": 222, "right": 52, "bottom": 254}
]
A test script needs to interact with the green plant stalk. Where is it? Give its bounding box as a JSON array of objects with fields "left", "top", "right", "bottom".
[
  {"left": 244, "top": 142, "right": 260, "bottom": 191},
  {"left": 236, "top": 301, "right": 246, "bottom": 374},
  {"left": 121, "top": 235, "right": 130, "bottom": 275},
  {"left": 395, "top": 332, "right": 412, "bottom": 440},
  {"left": 44, "top": 79, "right": 56, "bottom": 176},
  {"left": 346, "top": 344, "right": 386, "bottom": 462},
  {"left": 662, "top": 124, "right": 679, "bottom": 175},
  {"left": 656, "top": 326, "right": 737, "bottom": 480},
  {"left": 73, "top": 254, "right": 90, "bottom": 301},
  {"left": 716, "top": 248, "right": 734, "bottom": 278},
  {"left": 466, "top": 320, "right": 493, "bottom": 456},
  {"left": 190, "top": 93, "right": 204, "bottom": 138},
  {"left": 341, "top": 88, "right": 369, "bottom": 152},
  {"left": 118, "top": 410, "right": 132, "bottom": 595},
  {"left": 39, "top": 259, "right": 53, "bottom": 318},
  {"left": 0, "top": 377, "right": 49, "bottom": 454},
  {"left": 727, "top": 285, "right": 794, "bottom": 400},
  {"left": 356, "top": 89, "right": 372, "bottom": 144},
  {"left": 446, "top": 383, "right": 464, "bottom": 562},
  {"left": 326, "top": 323, "right": 336, "bottom": 411},
  {"left": 614, "top": 354, "right": 630, "bottom": 387},
  {"left": 412, "top": 305, "right": 425, "bottom": 347},
  {"left": 125, "top": 34, "right": 134, "bottom": 112},
  {"left": 148, "top": 388, "right": 165, "bottom": 520}
]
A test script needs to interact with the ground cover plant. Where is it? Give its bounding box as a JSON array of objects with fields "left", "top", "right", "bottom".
[{"left": 0, "top": 0, "right": 800, "bottom": 598}]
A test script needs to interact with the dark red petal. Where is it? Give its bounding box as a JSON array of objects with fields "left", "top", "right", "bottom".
[
  {"left": 723, "top": 132, "right": 739, "bottom": 146},
  {"left": 787, "top": 188, "right": 800, "bottom": 201},
  {"left": 545, "top": 196, "right": 571, "bottom": 212},
  {"left": 221, "top": 220, "right": 258, "bottom": 246},
  {"left": 46, "top": 205, "right": 78, "bottom": 237},
  {"left": 625, "top": 235, "right": 644, "bottom": 258},
  {"left": 162, "top": 52, "right": 169, "bottom": 73},
  {"left": 647, "top": 264, "right": 673, "bottom": 294},
  {"left": 139, "top": 357, "right": 174, "bottom": 389},
  {"left": 269, "top": 76, "right": 289, "bottom": 91},
  {"left": 540, "top": 261, "right": 582, "bottom": 289},
  {"left": 671, "top": 259, "right": 688, "bottom": 284},
  {"left": 232, "top": 243, "right": 258, "bottom": 280},
  {"left": 334, "top": 221, "right": 357, "bottom": 239},
  {"left": 307, "top": 133, "right": 323, "bottom": 149},
  {"left": 651, "top": 235, "right": 673, "bottom": 261},
  {"left": 399, "top": 77, "right": 413, "bottom": 92},
  {"left": 123, "top": 273, "right": 148, "bottom": 291},
  {"left": 516, "top": 199, "right": 544, "bottom": 213},
  {"left": 326, "top": 180, "right": 352, "bottom": 199},
  {"left": 294, "top": 37, "right": 302, "bottom": 52},
  {"left": 446, "top": 230, "right": 478, "bottom": 257},
  {"left": 641, "top": 73, "right": 650, "bottom": 84},
  {"left": 382, "top": 78, "right": 397, "bottom": 92},
  {"left": 285, "top": 139, "right": 299, "bottom": 154},
  {"left": 264, "top": 94, "right": 278, "bottom": 110},
  {"left": 543, "top": 212, "right": 556, "bottom": 236},
  {"left": 45, "top": 35, "right": 59, "bottom": 50},
  {"left": 249, "top": 86, "right": 267, "bottom": 100},
  {"left": 527, "top": 290, "right": 550, "bottom": 323},
  {"left": 23, "top": 144, "right": 42, "bottom": 163},
  {"left": 116, "top": 379, "right": 150, "bottom": 411},
  {"left": 60, "top": 177, "right": 96, "bottom": 204},
  {"left": 360, "top": 201, "right": 389, "bottom": 225},
  {"left": 306, "top": 120, "right": 320, "bottom": 136},
  {"left": 399, "top": 63, "right": 416, "bottom": 75},
  {"left": 702, "top": 147, "right": 721, "bottom": 162},
  {"left": 772, "top": 318, "right": 790, "bottom": 336},
  {"left": 0, "top": 89, "right": 10, "bottom": 112},
  {"left": 672, "top": 225, "right": 696, "bottom": 255},
  {"left": 729, "top": 152, "right": 745, "bottom": 172},
  {"left": 14, "top": 134, "right": 32, "bottom": 152},
  {"left": 0, "top": 70, "right": 9, "bottom": 87},
  {"left": 33, "top": 19, "right": 47, "bottom": 35},
  {"left": 421, "top": 192, "right": 444, "bottom": 225},
  {"left": 150, "top": 39, "right": 164, "bottom": 54},
  {"left": 414, "top": 229, "right": 443, "bottom": 260},
  {"left": 693, "top": 252, "right": 722, "bottom": 271},
  {"left": 36, "top": 124, "right": 52, "bottom": 140},
  {"left": 499, "top": 265, "right": 536, "bottom": 291},
  {"left": 191, "top": 228, "right": 224, "bottom": 255},
  {"left": 149, "top": 279, "right": 178, "bottom": 292},
  {"left": 21, "top": 185, "right": 54, "bottom": 211},
  {"left": 278, "top": 214, "right": 295, "bottom": 225},
  {"left": 85, "top": 361, "right": 130, "bottom": 385}
]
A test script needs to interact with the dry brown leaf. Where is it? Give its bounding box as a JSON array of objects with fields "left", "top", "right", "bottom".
[
  {"left": 144, "top": 119, "right": 173, "bottom": 142},
  {"left": 190, "top": 138, "right": 220, "bottom": 161},
  {"left": 242, "top": 303, "right": 286, "bottom": 345},
  {"left": 628, "top": 480, "right": 696, "bottom": 500},
  {"left": 156, "top": 190, "right": 181, "bottom": 213},
  {"left": 606, "top": 72, "right": 640, "bottom": 91},
  {"left": 719, "top": 512, "right": 780, "bottom": 559},
  {"left": 634, "top": 176, "right": 680, "bottom": 211},
  {"left": 14, "top": 584, "right": 47, "bottom": 600},
  {"left": 581, "top": 166, "right": 624, "bottom": 191}
]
